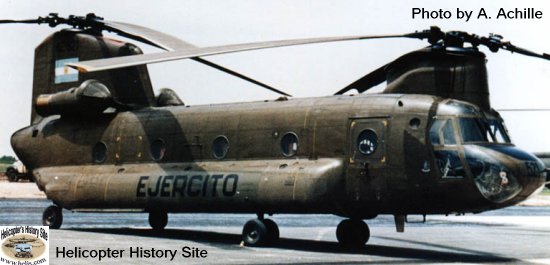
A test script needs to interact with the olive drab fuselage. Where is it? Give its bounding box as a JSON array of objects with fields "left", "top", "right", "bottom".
[{"left": 11, "top": 93, "right": 546, "bottom": 218}]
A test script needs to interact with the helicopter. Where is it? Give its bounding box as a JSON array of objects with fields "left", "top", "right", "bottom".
[
  {"left": 1, "top": 13, "right": 549, "bottom": 247},
  {"left": 3, "top": 236, "right": 44, "bottom": 259}
]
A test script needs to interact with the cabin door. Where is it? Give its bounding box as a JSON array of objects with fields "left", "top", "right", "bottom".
[{"left": 346, "top": 118, "right": 389, "bottom": 205}]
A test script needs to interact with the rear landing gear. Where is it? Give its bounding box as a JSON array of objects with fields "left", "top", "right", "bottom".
[
  {"left": 149, "top": 211, "right": 168, "bottom": 230},
  {"left": 242, "top": 217, "right": 279, "bottom": 246},
  {"left": 42, "top": 205, "right": 63, "bottom": 229},
  {"left": 336, "top": 219, "right": 370, "bottom": 247}
]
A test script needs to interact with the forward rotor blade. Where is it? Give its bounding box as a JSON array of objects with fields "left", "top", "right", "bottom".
[
  {"left": 475, "top": 34, "right": 550, "bottom": 61},
  {"left": 67, "top": 34, "right": 407, "bottom": 72},
  {"left": 334, "top": 64, "right": 388, "bottom": 95},
  {"left": 499, "top": 43, "right": 550, "bottom": 61},
  {"left": 497, "top": 109, "right": 550, "bottom": 112}
]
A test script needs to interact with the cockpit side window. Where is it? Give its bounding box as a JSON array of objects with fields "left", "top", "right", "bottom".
[
  {"left": 429, "top": 118, "right": 464, "bottom": 178},
  {"left": 488, "top": 119, "right": 511, "bottom": 143},
  {"left": 442, "top": 120, "right": 456, "bottom": 145},
  {"left": 429, "top": 118, "right": 457, "bottom": 146},
  {"left": 429, "top": 119, "right": 444, "bottom": 145}
]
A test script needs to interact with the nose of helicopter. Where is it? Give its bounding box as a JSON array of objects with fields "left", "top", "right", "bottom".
[{"left": 464, "top": 145, "right": 546, "bottom": 205}]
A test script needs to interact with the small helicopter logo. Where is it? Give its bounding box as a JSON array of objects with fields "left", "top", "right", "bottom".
[{"left": 14, "top": 243, "right": 32, "bottom": 258}]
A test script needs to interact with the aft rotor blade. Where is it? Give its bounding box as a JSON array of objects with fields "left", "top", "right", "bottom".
[
  {"left": 101, "top": 20, "right": 194, "bottom": 51},
  {"left": 1, "top": 14, "right": 291, "bottom": 96},
  {"left": 102, "top": 21, "right": 291, "bottom": 96},
  {"left": 0, "top": 19, "right": 42, "bottom": 24},
  {"left": 67, "top": 34, "right": 407, "bottom": 72},
  {"left": 192, "top": 57, "right": 291, "bottom": 96}
]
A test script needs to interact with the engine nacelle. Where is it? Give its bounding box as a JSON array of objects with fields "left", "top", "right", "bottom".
[{"left": 35, "top": 80, "right": 112, "bottom": 117}]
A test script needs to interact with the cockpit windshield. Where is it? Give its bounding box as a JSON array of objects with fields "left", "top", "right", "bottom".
[
  {"left": 458, "top": 118, "right": 489, "bottom": 143},
  {"left": 431, "top": 117, "right": 512, "bottom": 145},
  {"left": 431, "top": 100, "right": 512, "bottom": 145},
  {"left": 458, "top": 117, "right": 511, "bottom": 144}
]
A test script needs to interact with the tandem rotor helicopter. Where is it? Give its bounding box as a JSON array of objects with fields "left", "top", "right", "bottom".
[{"left": 1, "top": 13, "right": 549, "bottom": 247}]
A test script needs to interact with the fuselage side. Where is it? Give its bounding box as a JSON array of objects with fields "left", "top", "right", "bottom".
[{"left": 11, "top": 93, "right": 546, "bottom": 217}]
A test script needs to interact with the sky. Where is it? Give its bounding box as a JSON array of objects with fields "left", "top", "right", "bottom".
[{"left": 0, "top": 0, "right": 549, "bottom": 156}]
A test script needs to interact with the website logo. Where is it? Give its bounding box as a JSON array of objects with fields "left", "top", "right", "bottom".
[{"left": 1, "top": 226, "right": 49, "bottom": 265}]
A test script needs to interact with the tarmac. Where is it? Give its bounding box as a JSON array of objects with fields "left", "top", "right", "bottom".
[
  {"left": 2, "top": 182, "right": 550, "bottom": 264},
  {"left": 0, "top": 181, "right": 47, "bottom": 199}
]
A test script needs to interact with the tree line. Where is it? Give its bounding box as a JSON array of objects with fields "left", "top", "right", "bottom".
[{"left": 0, "top": 155, "right": 16, "bottom": 164}]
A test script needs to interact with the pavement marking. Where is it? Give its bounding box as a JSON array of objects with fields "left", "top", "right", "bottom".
[
  {"left": 432, "top": 216, "right": 550, "bottom": 228},
  {"left": 525, "top": 259, "right": 550, "bottom": 265}
]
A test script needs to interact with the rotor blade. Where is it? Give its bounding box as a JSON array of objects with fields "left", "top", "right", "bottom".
[
  {"left": 191, "top": 57, "right": 291, "bottom": 96},
  {"left": 475, "top": 34, "right": 550, "bottom": 61},
  {"left": 101, "top": 21, "right": 291, "bottom": 96},
  {"left": 334, "top": 64, "right": 388, "bottom": 95},
  {"left": 497, "top": 109, "right": 550, "bottom": 112},
  {"left": 101, "top": 21, "right": 195, "bottom": 51},
  {"left": 192, "top": 57, "right": 291, "bottom": 96},
  {"left": 499, "top": 43, "right": 550, "bottom": 61},
  {"left": 67, "top": 34, "right": 408, "bottom": 72},
  {"left": 1, "top": 14, "right": 291, "bottom": 96},
  {"left": 0, "top": 19, "right": 42, "bottom": 24}
]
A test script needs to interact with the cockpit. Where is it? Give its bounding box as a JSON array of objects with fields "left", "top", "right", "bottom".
[
  {"left": 429, "top": 100, "right": 545, "bottom": 204},
  {"left": 430, "top": 100, "right": 511, "bottom": 146}
]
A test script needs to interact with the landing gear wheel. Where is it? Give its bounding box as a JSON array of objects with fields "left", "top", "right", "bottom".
[
  {"left": 242, "top": 219, "right": 268, "bottom": 246},
  {"left": 262, "top": 218, "right": 280, "bottom": 242},
  {"left": 149, "top": 212, "right": 168, "bottom": 230},
  {"left": 336, "top": 219, "right": 370, "bottom": 247},
  {"left": 42, "top": 205, "right": 63, "bottom": 229},
  {"left": 6, "top": 168, "right": 17, "bottom": 182}
]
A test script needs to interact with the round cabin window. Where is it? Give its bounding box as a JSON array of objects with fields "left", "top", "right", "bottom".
[
  {"left": 357, "top": 129, "right": 378, "bottom": 155},
  {"left": 92, "top": 142, "right": 107, "bottom": 164},
  {"left": 409, "top": 118, "right": 421, "bottom": 129},
  {"left": 212, "top": 136, "right": 229, "bottom": 159},
  {"left": 150, "top": 139, "right": 166, "bottom": 161},
  {"left": 281, "top": 132, "right": 299, "bottom": 157}
]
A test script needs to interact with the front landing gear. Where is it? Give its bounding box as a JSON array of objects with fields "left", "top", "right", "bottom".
[
  {"left": 42, "top": 205, "right": 63, "bottom": 229},
  {"left": 242, "top": 217, "right": 279, "bottom": 246},
  {"left": 149, "top": 211, "right": 168, "bottom": 230},
  {"left": 336, "top": 219, "right": 370, "bottom": 247}
]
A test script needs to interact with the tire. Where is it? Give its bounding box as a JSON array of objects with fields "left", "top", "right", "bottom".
[
  {"left": 149, "top": 212, "right": 168, "bottom": 230},
  {"left": 336, "top": 219, "right": 369, "bottom": 247},
  {"left": 242, "top": 219, "right": 268, "bottom": 246},
  {"left": 6, "top": 168, "right": 17, "bottom": 182},
  {"left": 42, "top": 205, "right": 63, "bottom": 229},
  {"left": 262, "top": 218, "right": 280, "bottom": 242}
]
